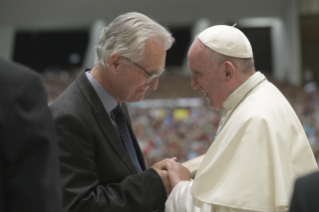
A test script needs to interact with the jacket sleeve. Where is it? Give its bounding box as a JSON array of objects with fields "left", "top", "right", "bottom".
[
  {"left": 2, "top": 72, "right": 61, "bottom": 212},
  {"left": 54, "top": 113, "right": 167, "bottom": 212}
]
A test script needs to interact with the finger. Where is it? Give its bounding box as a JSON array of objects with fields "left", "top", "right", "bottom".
[
  {"left": 157, "top": 158, "right": 170, "bottom": 166},
  {"left": 161, "top": 158, "right": 170, "bottom": 163},
  {"left": 161, "top": 169, "right": 168, "bottom": 176},
  {"left": 162, "top": 160, "right": 174, "bottom": 171},
  {"left": 158, "top": 170, "right": 170, "bottom": 196},
  {"left": 163, "top": 158, "right": 177, "bottom": 169},
  {"left": 152, "top": 158, "right": 170, "bottom": 169},
  {"left": 159, "top": 160, "right": 169, "bottom": 169},
  {"left": 168, "top": 159, "right": 179, "bottom": 168}
]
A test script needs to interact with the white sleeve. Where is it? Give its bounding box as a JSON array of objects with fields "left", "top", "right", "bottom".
[
  {"left": 212, "top": 205, "right": 267, "bottom": 212},
  {"left": 165, "top": 180, "right": 203, "bottom": 212},
  {"left": 165, "top": 181, "right": 267, "bottom": 212}
]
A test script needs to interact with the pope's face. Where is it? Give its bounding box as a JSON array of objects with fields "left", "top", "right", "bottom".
[
  {"left": 188, "top": 39, "right": 226, "bottom": 111},
  {"left": 114, "top": 39, "right": 166, "bottom": 103}
]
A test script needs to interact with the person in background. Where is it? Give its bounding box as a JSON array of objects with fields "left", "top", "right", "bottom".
[
  {"left": 164, "top": 25, "right": 318, "bottom": 212},
  {"left": 0, "top": 57, "right": 61, "bottom": 212},
  {"left": 50, "top": 12, "right": 189, "bottom": 212}
]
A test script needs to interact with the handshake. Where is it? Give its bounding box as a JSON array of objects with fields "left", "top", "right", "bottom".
[{"left": 151, "top": 158, "right": 191, "bottom": 196}]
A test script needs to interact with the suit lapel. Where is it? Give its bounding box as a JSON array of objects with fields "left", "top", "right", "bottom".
[{"left": 75, "top": 71, "right": 138, "bottom": 174}]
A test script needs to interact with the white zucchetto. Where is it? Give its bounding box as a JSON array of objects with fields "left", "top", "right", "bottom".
[{"left": 198, "top": 25, "right": 253, "bottom": 58}]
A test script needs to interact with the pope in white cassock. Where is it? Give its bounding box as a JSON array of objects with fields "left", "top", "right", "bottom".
[{"left": 163, "top": 25, "right": 318, "bottom": 212}]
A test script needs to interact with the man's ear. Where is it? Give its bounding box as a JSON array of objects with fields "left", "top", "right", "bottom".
[
  {"left": 223, "top": 61, "right": 235, "bottom": 82},
  {"left": 108, "top": 53, "right": 122, "bottom": 73}
]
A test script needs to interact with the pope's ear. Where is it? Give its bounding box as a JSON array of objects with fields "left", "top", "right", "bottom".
[
  {"left": 108, "top": 53, "right": 122, "bottom": 73},
  {"left": 223, "top": 61, "right": 235, "bottom": 82}
]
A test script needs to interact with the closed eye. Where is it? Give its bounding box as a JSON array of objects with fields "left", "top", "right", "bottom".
[{"left": 192, "top": 70, "right": 202, "bottom": 77}]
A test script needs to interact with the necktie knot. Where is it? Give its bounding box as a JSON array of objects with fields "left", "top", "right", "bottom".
[{"left": 112, "top": 104, "right": 124, "bottom": 119}]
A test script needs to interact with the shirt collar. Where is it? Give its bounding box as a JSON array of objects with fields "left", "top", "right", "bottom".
[
  {"left": 223, "top": 71, "right": 265, "bottom": 111},
  {"left": 85, "top": 71, "right": 118, "bottom": 114}
]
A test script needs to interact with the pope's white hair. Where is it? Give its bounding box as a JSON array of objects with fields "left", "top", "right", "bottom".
[{"left": 95, "top": 12, "right": 174, "bottom": 67}]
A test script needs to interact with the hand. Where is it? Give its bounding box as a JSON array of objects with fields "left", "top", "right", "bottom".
[
  {"left": 163, "top": 159, "right": 190, "bottom": 189},
  {"left": 151, "top": 159, "right": 173, "bottom": 196},
  {"left": 152, "top": 158, "right": 171, "bottom": 170}
]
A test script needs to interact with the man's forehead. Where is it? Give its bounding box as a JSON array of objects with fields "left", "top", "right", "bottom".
[
  {"left": 188, "top": 39, "right": 206, "bottom": 58},
  {"left": 189, "top": 40, "right": 212, "bottom": 66}
]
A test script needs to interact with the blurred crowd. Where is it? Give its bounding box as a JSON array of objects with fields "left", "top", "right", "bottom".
[
  {"left": 42, "top": 70, "right": 319, "bottom": 167},
  {"left": 277, "top": 81, "right": 319, "bottom": 165},
  {"left": 129, "top": 106, "right": 219, "bottom": 166}
]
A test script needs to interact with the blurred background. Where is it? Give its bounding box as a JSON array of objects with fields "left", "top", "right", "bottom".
[{"left": 1, "top": 0, "right": 319, "bottom": 166}]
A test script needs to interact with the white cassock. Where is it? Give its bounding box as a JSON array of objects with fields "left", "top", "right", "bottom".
[{"left": 166, "top": 72, "right": 318, "bottom": 212}]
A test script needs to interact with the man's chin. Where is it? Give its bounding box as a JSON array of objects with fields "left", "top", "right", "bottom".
[{"left": 208, "top": 101, "right": 222, "bottom": 111}]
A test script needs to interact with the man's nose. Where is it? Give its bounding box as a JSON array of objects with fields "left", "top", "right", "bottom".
[
  {"left": 191, "top": 75, "right": 199, "bottom": 90},
  {"left": 148, "top": 78, "right": 159, "bottom": 90}
]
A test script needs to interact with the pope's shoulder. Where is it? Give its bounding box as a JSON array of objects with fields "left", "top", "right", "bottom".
[{"left": 237, "top": 81, "right": 297, "bottom": 123}]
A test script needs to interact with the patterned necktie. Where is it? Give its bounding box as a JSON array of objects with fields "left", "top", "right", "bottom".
[{"left": 112, "top": 104, "right": 142, "bottom": 173}]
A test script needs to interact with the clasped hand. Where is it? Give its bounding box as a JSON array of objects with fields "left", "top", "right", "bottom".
[{"left": 151, "top": 158, "right": 190, "bottom": 196}]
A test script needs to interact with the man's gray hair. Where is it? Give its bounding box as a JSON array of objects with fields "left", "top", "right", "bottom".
[
  {"left": 204, "top": 46, "right": 255, "bottom": 74},
  {"left": 95, "top": 12, "right": 174, "bottom": 67}
]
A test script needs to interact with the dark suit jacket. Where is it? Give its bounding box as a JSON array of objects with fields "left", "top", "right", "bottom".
[
  {"left": 290, "top": 171, "right": 319, "bottom": 212},
  {"left": 0, "top": 58, "right": 61, "bottom": 212},
  {"left": 50, "top": 71, "right": 166, "bottom": 212}
]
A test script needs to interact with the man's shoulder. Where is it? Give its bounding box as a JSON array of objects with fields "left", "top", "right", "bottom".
[
  {"left": 249, "top": 81, "right": 284, "bottom": 101},
  {"left": 50, "top": 80, "right": 88, "bottom": 116},
  {"left": 241, "top": 81, "right": 293, "bottom": 117},
  {"left": 0, "top": 58, "right": 45, "bottom": 114},
  {"left": 0, "top": 58, "right": 41, "bottom": 89}
]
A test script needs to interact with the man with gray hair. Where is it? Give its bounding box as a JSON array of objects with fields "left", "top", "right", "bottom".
[
  {"left": 50, "top": 12, "right": 189, "bottom": 212},
  {"left": 163, "top": 25, "right": 317, "bottom": 212}
]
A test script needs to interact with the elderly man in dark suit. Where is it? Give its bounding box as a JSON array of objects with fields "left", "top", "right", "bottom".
[
  {"left": 0, "top": 57, "right": 61, "bottom": 212},
  {"left": 289, "top": 171, "right": 319, "bottom": 212},
  {"left": 50, "top": 12, "right": 190, "bottom": 212}
]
